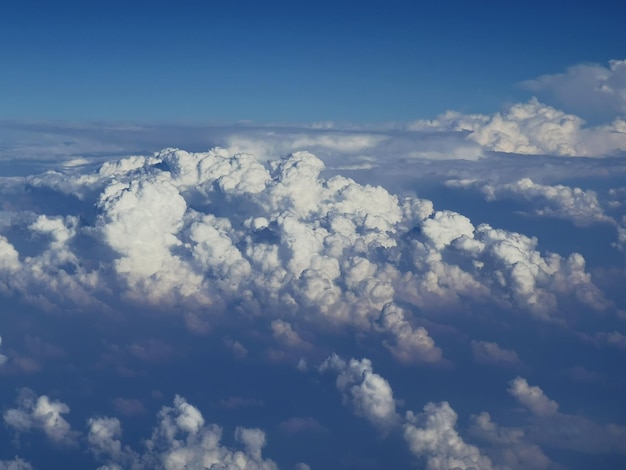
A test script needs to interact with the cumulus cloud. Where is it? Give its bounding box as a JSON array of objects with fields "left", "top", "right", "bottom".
[
  {"left": 88, "top": 395, "right": 278, "bottom": 470},
  {"left": 449, "top": 178, "right": 613, "bottom": 227},
  {"left": 410, "top": 98, "right": 626, "bottom": 157},
  {"left": 404, "top": 402, "right": 494, "bottom": 470},
  {"left": 508, "top": 377, "right": 559, "bottom": 417},
  {"left": 3, "top": 389, "right": 79, "bottom": 446},
  {"left": 378, "top": 303, "right": 443, "bottom": 363},
  {"left": 508, "top": 377, "right": 626, "bottom": 454},
  {"left": 0, "top": 145, "right": 611, "bottom": 379},
  {"left": 471, "top": 341, "right": 522, "bottom": 367},
  {"left": 522, "top": 59, "right": 626, "bottom": 121},
  {"left": 469, "top": 412, "right": 555, "bottom": 470},
  {"left": 319, "top": 354, "right": 399, "bottom": 430}
]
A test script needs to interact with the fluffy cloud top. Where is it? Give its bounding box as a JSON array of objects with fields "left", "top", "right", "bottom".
[
  {"left": 3, "top": 389, "right": 79, "bottom": 446},
  {"left": 88, "top": 396, "right": 277, "bottom": 470},
  {"left": 507, "top": 377, "right": 626, "bottom": 454},
  {"left": 465, "top": 178, "right": 611, "bottom": 227},
  {"left": 319, "top": 354, "right": 399, "bottom": 430},
  {"left": 508, "top": 377, "right": 559, "bottom": 417},
  {"left": 0, "top": 146, "right": 612, "bottom": 379},
  {"left": 404, "top": 402, "right": 495, "bottom": 470},
  {"left": 410, "top": 98, "right": 626, "bottom": 157},
  {"left": 522, "top": 59, "right": 626, "bottom": 121}
]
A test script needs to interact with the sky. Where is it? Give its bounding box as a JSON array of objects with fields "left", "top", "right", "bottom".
[
  {"left": 1, "top": 2, "right": 626, "bottom": 470},
  {"left": 2, "top": 0, "right": 626, "bottom": 123}
]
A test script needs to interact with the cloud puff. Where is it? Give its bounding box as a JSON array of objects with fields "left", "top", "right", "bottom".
[
  {"left": 469, "top": 412, "right": 555, "bottom": 470},
  {"left": 404, "top": 402, "right": 495, "bottom": 470},
  {"left": 508, "top": 377, "right": 626, "bottom": 454},
  {"left": 88, "top": 395, "right": 278, "bottom": 470},
  {"left": 319, "top": 354, "right": 400, "bottom": 430},
  {"left": 508, "top": 377, "right": 559, "bottom": 417},
  {"left": 410, "top": 98, "right": 626, "bottom": 157},
  {"left": 471, "top": 341, "right": 522, "bottom": 368},
  {"left": 449, "top": 178, "right": 613, "bottom": 227},
  {"left": 0, "top": 146, "right": 611, "bottom": 376},
  {"left": 378, "top": 303, "right": 443, "bottom": 363},
  {"left": 3, "top": 389, "right": 79, "bottom": 446},
  {"left": 522, "top": 59, "right": 626, "bottom": 122}
]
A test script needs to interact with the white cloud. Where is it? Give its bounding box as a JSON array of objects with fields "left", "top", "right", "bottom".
[
  {"left": 508, "top": 377, "right": 559, "bottom": 417},
  {"left": 469, "top": 412, "right": 555, "bottom": 470},
  {"left": 410, "top": 98, "right": 626, "bottom": 157},
  {"left": 404, "top": 402, "right": 494, "bottom": 470},
  {"left": 3, "top": 389, "right": 79, "bottom": 446},
  {"left": 88, "top": 396, "right": 278, "bottom": 470},
  {"left": 87, "top": 417, "right": 128, "bottom": 461},
  {"left": 507, "top": 377, "right": 626, "bottom": 454},
  {"left": 451, "top": 178, "right": 613, "bottom": 227},
  {"left": 319, "top": 354, "right": 399, "bottom": 430},
  {"left": 522, "top": 59, "right": 626, "bottom": 121},
  {"left": 0, "top": 146, "right": 609, "bottom": 373},
  {"left": 378, "top": 303, "right": 443, "bottom": 363},
  {"left": 270, "top": 320, "right": 312, "bottom": 350}
]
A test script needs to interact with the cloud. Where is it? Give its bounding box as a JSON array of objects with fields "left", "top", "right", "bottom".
[
  {"left": 508, "top": 377, "right": 559, "bottom": 417},
  {"left": 3, "top": 389, "right": 79, "bottom": 446},
  {"left": 270, "top": 320, "right": 312, "bottom": 350},
  {"left": 319, "top": 354, "right": 400, "bottom": 430},
  {"left": 88, "top": 396, "right": 278, "bottom": 470},
  {"left": 0, "top": 458, "right": 33, "bottom": 470},
  {"left": 449, "top": 178, "right": 613, "bottom": 227},
  {"left": 469, "top": 412, "right": 556, "bottom": 470},
  {"left": 521, "top": 59, "right": 626, "bottom": 122},
  {"left": 279, "top": 417, "right": 327, "bottom": 434},
  {"left": 578, "top": 330, "right": 626, "bottom": 351},
  {"left": 378, "top": 303, "right": 443, "bottom": 364},
  {"left": 0, "top": 336, "right": 7, "bottom": 367},
  {"left": 404, "top": 402, "right": 495, "bottom": 470},
  {"left": 508, "top": 377, "right": 626, "bottom": 454},
  {"left": 0, "top": 145, "right": 612, "bottom": 381},
  {"left": 410, "top": 98, "right": 626, "bottom": 157},
  {"left": 471, "top": 341, "right": 522, "bottom": 367}
]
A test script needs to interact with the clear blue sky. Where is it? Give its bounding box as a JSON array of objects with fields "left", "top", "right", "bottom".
[{"left": 1, "top": 0, "right": 625, "bottom": 123}]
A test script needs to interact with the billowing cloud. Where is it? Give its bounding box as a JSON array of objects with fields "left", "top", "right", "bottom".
[
  {"left": 88, "top": 395, "right": 278, "bottom": 470},
  {"left": 319, "top": 354, "right": 399, "bottom": 430},
  {"left": 469, "top": 412, "right": 555, "bottom": 470},
  {"left": 0, "top": 145, "right": 612, "bottom": 379},
  {"left": 508, "top": 377, "right": 559, "bottom": 417},
  {"left": 521, "top": 59, "right": 626, "bottom": 122},
  {"left": 448, "top": 178, "right": 613, "bottom": 227},
  {"left": 3, "top": 389, "right": 79, "bottom": 446},
  {"left": 508, "top": 377, "right": 626, "bottom": 454},
  {"left": 410, "top": 98, "right": 626, "bottom": 157},
  {"left": 0, "top": 58, "right": 625, "bottom": 469},
  {"left": 404, "top": 402, "right": 495, "bottom": 470}
]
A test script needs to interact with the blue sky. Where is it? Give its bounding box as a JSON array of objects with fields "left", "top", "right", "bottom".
[
  {"left": 2, "top": 0, "right": 625, "bottom": 123},
  {"left": 1, "top": 2, "right": 626, "bottom": 470}
]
